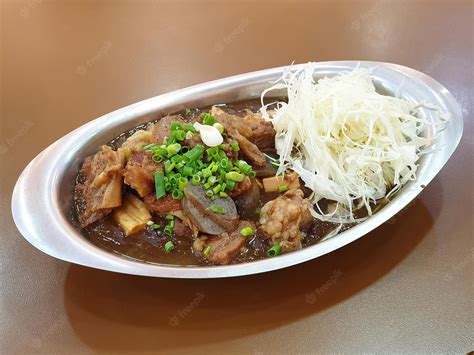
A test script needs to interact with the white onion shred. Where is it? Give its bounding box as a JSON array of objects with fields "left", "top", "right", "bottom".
[{"left": 260, "top": 63, "right": 449, "bottom": 223}]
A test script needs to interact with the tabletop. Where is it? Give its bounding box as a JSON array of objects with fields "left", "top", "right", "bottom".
[{"left": 1, "top": 0, "right": 473, "bottom": 354}]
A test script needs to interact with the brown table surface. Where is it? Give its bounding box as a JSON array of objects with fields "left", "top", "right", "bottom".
[{"left": 1, "top": 0, "right": 473, "bottom": 354}]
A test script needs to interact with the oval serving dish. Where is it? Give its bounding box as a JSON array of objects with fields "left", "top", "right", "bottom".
[{"left": 12, "top": 61, "right": 463, "bottom": 278}]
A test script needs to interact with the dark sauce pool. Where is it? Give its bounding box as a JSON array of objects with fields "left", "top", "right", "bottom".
[{"left": 70, "top": 99, "right": 355, "bottom": 266}]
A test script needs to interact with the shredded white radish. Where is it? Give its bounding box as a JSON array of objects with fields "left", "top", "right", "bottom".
[{"left": 260, "top": 63, "right": 449, "bottom": 223}]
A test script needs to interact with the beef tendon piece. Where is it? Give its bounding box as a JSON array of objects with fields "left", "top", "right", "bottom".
[
  {"left": 77, "top": 145, "right": 125, "bottom": 227},
  {"left": 123, "top": 150, "right": 162, "bottom": 197},
  {"left": 197, "top": 220, "right": 256, "bottom": 265},
  {"left": 210, "top": 107, "right": 267, "bottom": 167},
  {"left": 121, "top": 129, "right": 154, "bottom": 151},
  {"left": 258, "top": 189, "right": 313, "bottom": 252},
  {"left": 113, "top": 194, "right": 152, "bottom": 236}
]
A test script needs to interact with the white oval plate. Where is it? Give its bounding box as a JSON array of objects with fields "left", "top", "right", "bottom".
[{"left": 11, "top": 61, "right": 463, "bottom": 278}]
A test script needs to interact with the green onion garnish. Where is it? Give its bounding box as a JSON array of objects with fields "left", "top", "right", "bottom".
[
  {"left": 201, "top": 112, "right": 216, "bottom": 125},
  {"left": 207, "top": 205, "right": 225, "bottom": 214},
  {"left": 267, "top": 244, "right": 281, "bottom": 257},
  {"left": 231, "top": 143, "right": 239, "bottom": 151},
  {"left": 164, "top": 240, "right": 175, "bottom": 252},
  {"left": 183, "top": 123, "right": 194, "bottom": 132},
  {"left": 213, "top": 122, "right": 224, "bottom": 133},
  {"left": 166, "top": 143, "right": 181, "bottom": 156},
  {"left": 240, "top": 226, "right": 254, "bottom": 237},
  {"left": 172, "top": 189, "right": 183, "bottom": 200},
  {"left": 226, "top": 171, "right": 244, "bottom": 182},
  {"left": 183, "top": 144, "right": 204, "bottom": 162},
  {"left": 155, "top": 171, "right": 166, "bottom": 199},
  {"left": 203, "top": 245, "right": 212, "bottom": 257},
  {"left": 166, "top": 214, "right": 174, "bottom": 220},
  {"left": 152, "top": 223, "right": 160, "bottom": 230},
  {"left": 255, "top": 207, "right": 261, "bottom": 214},
  {"left": 225, "top": 180, "right": 236, "bottom": 190},
  {"left": 164, "top": 225, "right": 173, "bottom": 236},
  {"left": 171, "top": 122, "right": 181, "bottom": 131},
  {"left": 278, "top": 184, "right": 288, "bottom": 193}
]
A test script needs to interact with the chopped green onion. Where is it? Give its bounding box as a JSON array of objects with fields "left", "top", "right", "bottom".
[
  {"left": 164, "top": 161, "right": 176, "bottom": 174},
  {"left": 213, "top": 122, "right": 224, "bottom": 133},
  {"left": 173, "top": 129, "right": 186, "bottom": 141},
  {"left": 267, "top": 244, "right": 281, "bottom": 257},
  {"left": 178, "top": 177, "right": 188, "bottom": 189},
  {"left": 255, "top": 207, "right": 261, "bottom": 214},
  {"left": 171, "top": 122, "right": 181, "bottom": 131},
  {"left": 172, "top": 189, "right": 184, "bottom": 200},
  {"left": 191, "top": 174, "right": 201, "bottom": 185},
  {"left": 278, "top": 184, "right": 288, "bottom": 193},
  {"left": 205, "top": 190, "right": 214, "bottom": 197},
  {"left": 164, "top": 240, "right": 175, "bottom": 252},
  {"left": 201, "top": 112, "right": 216, "bottom": 125},
  {"left": 212, "top": 184, "right": 222, "bottom": 194},
  {"left": 226, "top": 171, "right": 244, "bottom": 182},
  {"left": 184, "top": 144, "right": 204, "bottom": 162},
  {"left": 185, "top": 131, "right": 194, "bottom": 140},
  {"left": 231, "top": 143, "right": 240, "bottom": 151},
  {"left": 166, "top": 214, "right": 174, "bottom": 220},
  {"left": 166, "top": 143, "right": 181, "bottom": 156},
  {"left": 207, "top": 205, "right": 225, "bottom": 214},
  {"left": 203, "top": 245, "right": 212, "bottom": 257},
  {"left": 202, "top": 168, "right": 212, "bottom": 178},
  {"left": 185, "top": 108, "right": 192, "bottom": 116},
  {"left": 155, "top": 171, "right": 166, "bottom": 199},
  {"left": 240, "top": 226, "right": 254, "bottom": 237},
  {"left": 182, "top": 165, "right": 193, "bottom": 176},
  {"left": 152, "top": 154, "right": 164, "bottom": 163},
  {"left": 225, "top": 180, "right": 236, "bottom": 190},
  {"left": 219, "top": 191, "right": 228, "bottom": 198},
  {"left": 143, "top": 143, "right": 157, "bottom": 150},
  {"left": 248, "top": 170, "right": 256, "bottom": 178},
  {"left": 164, "top": 225, "right": 173, "bottom": 236},
  {"left": 152, "top": 223, "right": 160, "bottom": 230},
  {"left": 220, "top": 159, "right": 232, "bottom": 170},
  {"left": 183, "top": 123, "right": 195, "bottom": 132}
]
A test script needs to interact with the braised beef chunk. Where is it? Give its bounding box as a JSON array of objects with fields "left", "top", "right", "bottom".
[
  {"left": 123, "top": 150, "right": 161, "bottom": 197},
  {"left": 77, "top": 145, "right": 125, "bottom": 227},
  {"left": 210, "top": 106, "right": 275, "bottom": 149},
  {"left": 202, "top": 220, "right": 255, "bottom": 265},
  {"left": 240, "top": 113, "right": 275, "bottom": 149},
  {"left": 258, "top": 189, "right": 313, "bottom": 252},
  {"left": 143, "top": 194, "right": 182, "bottom": 214},
  {"left": 210, "top": 107, "right": 267, "bottom": 167},
  {"left": 152, "top": 115, "right": 185, "bottom": 144}
]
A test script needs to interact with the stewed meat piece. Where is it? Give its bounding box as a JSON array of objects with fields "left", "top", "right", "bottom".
[
  {"left": 123, "top": 150, "right": 162, "bottom": 197},
  {"left": 210, "top": 106, "right": 275, "bottom": 150},
  {"left": 196, "top": 220, "right": 256, "bottom": 265},
  {"left": 77, "top": 145, "right": 125, "bottom": 227},
  {"left": 210, "top": 107, "right": 267, "bottom": 167},
  {"left": 143, "top": 194, "right": 182, "bottom": 214},
  {"left": 258, "top": 189, "right": 313, "bottom": 252}
]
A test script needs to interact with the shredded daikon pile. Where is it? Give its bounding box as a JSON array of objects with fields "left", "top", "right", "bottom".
[{"left": 260, "top": 63, "right": 449, "bottom": 223}]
